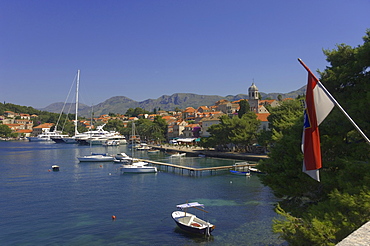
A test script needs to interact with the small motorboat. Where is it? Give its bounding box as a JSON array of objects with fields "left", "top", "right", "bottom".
[
  {"left": 51, "top": 165, "right": 60, "bottom": 171},
  {"left": 170, "top": 152, "right": 186, "bottom": 157},
  {"left": 248, "top": 167, "right": 264, "bottom": 173},
  {"left": 147, "top": 149, "right": 160, "bottom": 154},
  {"left": 114, "top": 152, "right": 132, "bottom": 164},
  {"left": 77, "top": 153, "right": 114, "bottom": 162},
  {"left": 230, "top": 170, "right": 250, "bottom": 176},
  {"left": 136, "top": 143, "right": 150, "bottom": 151},
  {"left": 120, "top": 159, "right": 157, "bottom": 173},
  {"left": 172, "top": 202, "right": 215, "bottom": 236},
  {"left": 103, "top": 140, "right": 120, "bottom": 146}
]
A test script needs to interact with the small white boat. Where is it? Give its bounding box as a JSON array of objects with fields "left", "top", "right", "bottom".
[
  {"left": 248, "top": 167, "right": 263, "bottom": 173},
  {"left": 114, "top": 152, "right": 131, "bottom": 161},
  {"left": 170, "top": 152, "right": 186, "bottom": 157},
  {"left": 77, "top": 153, "right": 114, "bottom": 162},
  {"left": 172, "top": 202, "right": 215, "bottom": 236},
  {"left": 137, "top": 143, "right": 150, "bottom": 151},
  {"left": 51, "top": 165, "right": 60, "bottom": 171},
  {"left": 103, "top": 140, "right": 120, "bottom": 146},
  {"left": 147, "top": 149, "right": 160, "bottom": 154},
  {"left": 120, "top": 159, "right": 157, "bottom": 173}
]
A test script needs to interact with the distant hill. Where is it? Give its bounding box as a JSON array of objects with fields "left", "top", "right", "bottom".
[{"left": 40, "top": 86, "right": 306, "bottom": 117}]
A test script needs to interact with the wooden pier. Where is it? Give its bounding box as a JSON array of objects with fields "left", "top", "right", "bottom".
[
  {"left": 150, "top": 145, "right": 268, "bottom": 161},
  {"left": 138, "top": 159, "right": 257, "bottom": 176}
]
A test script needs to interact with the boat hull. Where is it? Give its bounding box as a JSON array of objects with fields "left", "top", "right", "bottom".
[
  {"left": 27, "top": 137, "right": 51, "bottom": 142},
  {"left": 120, "top": 165, "right": 157, "bottom": 173},
  {"left": 230, "top": 170, "right": 250, "bottom": 176},
  {"left": 77, "top": 155, "right": 114, "bottom": 162}
]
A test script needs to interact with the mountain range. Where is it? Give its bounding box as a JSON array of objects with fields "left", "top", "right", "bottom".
[{"left": 40, "top": 86, "right": 306, "bottom": 118}]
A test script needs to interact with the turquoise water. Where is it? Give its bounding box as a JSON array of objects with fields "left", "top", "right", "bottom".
[{"left": 0, "top": 141, "right": 285, "bottom": 245}]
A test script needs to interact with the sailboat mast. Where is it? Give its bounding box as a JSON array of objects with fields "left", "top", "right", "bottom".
[{"left": 75, "top": 70, "right": 80, "bottom": 135}]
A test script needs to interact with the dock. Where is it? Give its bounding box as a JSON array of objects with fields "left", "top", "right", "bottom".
[
  {"left": 150, "top": 145, "right": 268, "bottom": 161},
  {"left": 138, "top": 159, "right": 257, "bottom": 176}
]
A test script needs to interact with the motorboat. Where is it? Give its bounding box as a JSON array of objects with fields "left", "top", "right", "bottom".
[
  {"left": 248, "top": 167, "right": 263, "bottom": 174},
  {"left": 77, "top": 153, "right": 114, "bottom": 162},
  {"left": 137, "top": 143, "right": 150, "bottom": 151},
  {"left": 170, "top": 152, "right": 186, "bottom": 157},
  {"left": 172, "top": 202, "right": 215, "bottom": 236},
  {"left": 51, "top": 165, "right": 60, "bottom": 171},
  {"left": 147, "top": 149, "right": 160, "bottom": 154},
  {"left": 230, "top": 170, "right": 251, "bottom": 176},
  {"left": 102, "top": 139, "right": 120, "bottom": 146},
  {"left": 120, "top": 159, "right": 157, "bottom": 173},
  {"left": 114, "top": 152, "right": 132, "bottom": 163}
]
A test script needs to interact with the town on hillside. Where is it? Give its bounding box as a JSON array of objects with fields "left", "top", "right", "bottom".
[{"left": 1, "top": 83, "right": 292, "bottom": 142}]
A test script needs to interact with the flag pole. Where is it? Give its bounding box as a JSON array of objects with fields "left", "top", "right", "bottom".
[{"left": 298, "top": 58, "right": 370, "bottom": 145}]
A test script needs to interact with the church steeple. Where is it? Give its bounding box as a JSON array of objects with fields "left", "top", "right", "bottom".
[
  {"left": 248, "top": 82, "right": 259, "bottom": 113},
  {"left": 248, "top": 83, "right": 259, "bottom": 100}
]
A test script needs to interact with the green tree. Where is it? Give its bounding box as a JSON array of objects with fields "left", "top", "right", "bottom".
[
  {"left": 125, "top": 107, "right": 150, "bottom": 117},
  {"left": 201, "top": 112, "right": 259, "bottom": 151},
  {"left": 258, "top": 30, "right": 370, "bottom": 245},
  {"left": 105, "top": 119, "right": 125, "bottom": 132},
  {"left": 0, "top": 124, "right": 12, "bottom": 137},
  {"left": 237, "top": 99, "right": 250, "bottom": 118}
]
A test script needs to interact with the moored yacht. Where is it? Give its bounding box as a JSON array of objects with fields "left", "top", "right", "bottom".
[{"left": 28, "top": 130, "right": 69, "bottom": 142}]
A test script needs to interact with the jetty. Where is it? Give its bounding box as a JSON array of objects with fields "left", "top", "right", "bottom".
[
  {"left": 150, "top": 145, "right": 268, "bottom": 162},
  {"left": 138, "top": 158, "right": 257, "bottom": 176}
]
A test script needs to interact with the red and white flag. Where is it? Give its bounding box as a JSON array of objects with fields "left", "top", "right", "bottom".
[{"left": 302, "top": 71, "right": 334, "bottom": 181}]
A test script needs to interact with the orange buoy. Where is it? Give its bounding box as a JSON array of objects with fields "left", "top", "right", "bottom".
[{"left": 112, "top": 215, "right": 116, "bottom": 220}]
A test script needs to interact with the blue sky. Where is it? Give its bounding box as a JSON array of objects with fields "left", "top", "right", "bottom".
[{"left": 1, "top": 0, "right": 369, "bottom": 108}]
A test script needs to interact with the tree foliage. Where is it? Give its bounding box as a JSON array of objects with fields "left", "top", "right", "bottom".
[
  {"left": 258, "top": 30, "right": 370, "bottom": 244},
  {"left": 237, "top": 99, "right": 250, "bottom": 118},
  {"left": 121, "top": 117, "right": 167, "bottom": 143},
  {"left": 125, "top": 107, "right": 150, "bottom": 117},
  {"left": 0, "top": 124, "right": 12, "bottom": 137},
  {"left": 201, "top": 112, "right": 260, "bottom": 151}
]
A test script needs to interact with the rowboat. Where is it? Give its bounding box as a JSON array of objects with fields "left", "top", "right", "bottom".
[{"left": 171, "top": 202, "right": 215, "bottom": 236}]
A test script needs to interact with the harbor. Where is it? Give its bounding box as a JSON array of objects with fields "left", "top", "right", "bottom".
[{"left": 0, "top": 141, "right": 285, "bottom": 245}]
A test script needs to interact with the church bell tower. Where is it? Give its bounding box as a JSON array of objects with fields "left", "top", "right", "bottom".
[{"left": 248, "top": 83, "right": 259, "bottom": 113}]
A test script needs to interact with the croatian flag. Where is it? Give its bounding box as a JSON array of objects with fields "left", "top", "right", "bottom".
[{"left": 302, "top": 71, "right": 334, "bottom": 181}]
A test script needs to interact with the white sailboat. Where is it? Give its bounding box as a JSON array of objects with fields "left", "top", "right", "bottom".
[
  {"left": 119, "top": 125, "right": 157, "bottom": 173},
  {"left": 57, "top": 70, "right": 126, "bottom": 145}
]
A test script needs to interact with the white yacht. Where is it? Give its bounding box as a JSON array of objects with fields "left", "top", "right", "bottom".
[{"left": 28, "top": 130, "right": 69, "bottom": 142}]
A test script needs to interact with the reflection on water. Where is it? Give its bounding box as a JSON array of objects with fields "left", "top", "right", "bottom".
[{"left": 0, "top": 141, "right": 285, "bottom": 245}]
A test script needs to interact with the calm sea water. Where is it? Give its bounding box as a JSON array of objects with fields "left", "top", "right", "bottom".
[{"left": 0, "top": 141, "right": 285, "bottom": 246}]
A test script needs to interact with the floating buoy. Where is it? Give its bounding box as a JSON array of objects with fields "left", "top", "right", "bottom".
[
  {"left": 48, "top": 169, "right": 51, "bottom": 172},
  {"left": 112, "top": 215, "right": 116, "bottom": 220},
  {"left": 100, "top": 165, "right": 103, "bottom": 167}
]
